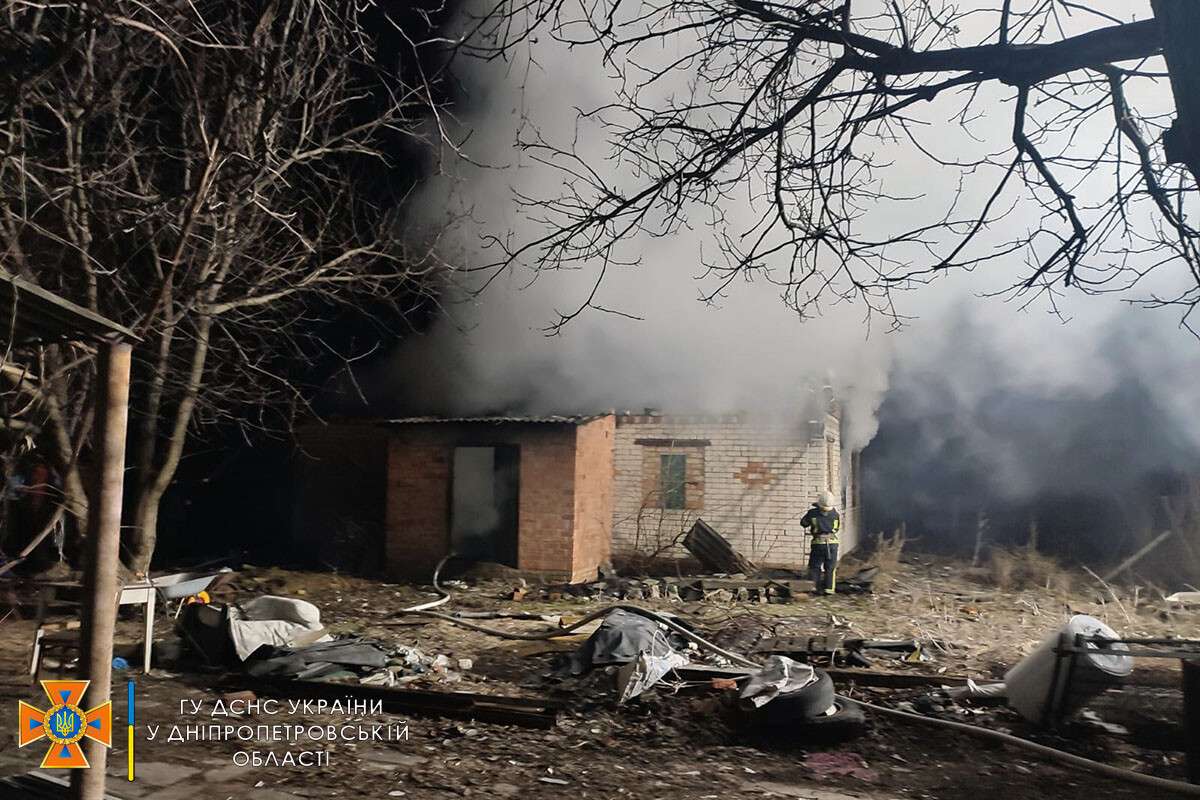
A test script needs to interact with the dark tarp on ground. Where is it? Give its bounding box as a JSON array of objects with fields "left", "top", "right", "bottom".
[
  {"left": 565, "top": 609, "right": 690, "bottom": 675},
  {"left": 244, "top": 639, "right": 389, "bottom": 679}
]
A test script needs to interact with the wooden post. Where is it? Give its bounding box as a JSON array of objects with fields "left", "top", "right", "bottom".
[
  {"left": 1152, "top": 0, "right": 1200, "bottom": 187},
  {"left": 70, "top": 341, "right": 131, "bottom": 800},
  {"left": 972, "top": 511, "right": 988, "bottom": 567}
]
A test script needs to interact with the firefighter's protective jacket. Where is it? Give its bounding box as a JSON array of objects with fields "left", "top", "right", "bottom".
[{"left": 801, "top": 504, "right": 841, "bottom": 544}]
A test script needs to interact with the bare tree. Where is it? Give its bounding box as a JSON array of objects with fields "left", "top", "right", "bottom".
[
  {"left": 0, "top": 1, "right": 450, "bottom": 570},
  {"left": 464, "top": 1, "right": 1200, "bottom": 331}
]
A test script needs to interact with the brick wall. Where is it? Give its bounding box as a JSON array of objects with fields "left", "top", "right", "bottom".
[
  {"left": 571, "top": 416, "right": 615, "bottom": 582},
  {"left": 383, "top": 418, "right": 616, "bottom": 581},
  {"left": 611, "top": 412, "right": 844, "bottom": 569},
  {"left": 513, "top": 427, "right": 577, "bottom": 577},
  {"left": 385, "top": 434, "right": 453, "bottom": 576},
  {"left": 311, "top": 409, "right": 852, "bottom": 581}
]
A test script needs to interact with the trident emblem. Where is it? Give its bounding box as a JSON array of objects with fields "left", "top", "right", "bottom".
[{"left": 18, "top": 680, "right": 112, "bottom": 768}]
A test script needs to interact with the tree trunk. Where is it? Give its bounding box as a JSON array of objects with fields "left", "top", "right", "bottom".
[
  {"left": 124, "top": 316, "right": 213, "bottom": 573},
  {"left": 1152, "top": 0, "right": 1200, "bottom": 187},
  {"left": 60, "top": 463, "right": 89, "bottom": 533},
  {"left": 127, "top": 491, "right": 160, "bottom": 576}
]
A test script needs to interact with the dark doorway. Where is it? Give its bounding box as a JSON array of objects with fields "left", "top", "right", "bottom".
[{"left": 451, "top": 446, "right": 520, "bottom": 566}]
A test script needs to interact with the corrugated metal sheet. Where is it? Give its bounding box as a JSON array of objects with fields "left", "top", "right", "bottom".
[
  {"left": 0, "top": 270, "right": 137, "bottom": 344},
  {"left": 385, "top": 414, "right": 606, "bottom": 426}
]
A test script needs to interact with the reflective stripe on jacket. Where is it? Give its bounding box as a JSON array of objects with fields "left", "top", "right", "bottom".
[{"left": 801, "top": 505, "right": 840, "bottom": 544}]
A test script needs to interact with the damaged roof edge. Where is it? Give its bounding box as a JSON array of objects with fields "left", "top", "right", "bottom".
[{"left": 383, "top": 414, "right": 613, "bottom": 426}]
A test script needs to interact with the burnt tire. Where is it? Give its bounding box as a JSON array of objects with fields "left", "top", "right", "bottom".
[
  {"left": 791, "top": 699, "right": 868, "bottom": 743},
  {"left": 752, "top": 669, "right": 836, "bottom": 727}
]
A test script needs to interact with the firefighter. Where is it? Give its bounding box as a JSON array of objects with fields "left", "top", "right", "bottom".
[{"left": 801, "top": 490, "right": 840, "bottom": 596}]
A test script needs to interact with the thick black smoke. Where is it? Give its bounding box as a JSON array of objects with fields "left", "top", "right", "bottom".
[{"left": 863, "top": 312, "right": 1200, "bottom": 563}]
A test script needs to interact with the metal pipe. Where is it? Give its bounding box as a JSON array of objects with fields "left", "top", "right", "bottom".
[{"left": 70, "top": 341, "right": 131, "bottom": 800}]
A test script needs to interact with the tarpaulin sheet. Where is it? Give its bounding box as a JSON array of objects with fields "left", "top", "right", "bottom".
[{"left": 227, "top": 595, "right": 331, "bottom": 661}]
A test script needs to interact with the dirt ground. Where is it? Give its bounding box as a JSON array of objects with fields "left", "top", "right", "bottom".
[{"left": 0, "top": 552, "right": 1196, "bottom": 799}]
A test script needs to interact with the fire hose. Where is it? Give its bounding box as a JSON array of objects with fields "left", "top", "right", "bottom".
[
  {"left": 397, "top": 554, "right": 455, "bottom": 612},
  {"left": 397, "top": 603, "right": 760, "bottom": 667}
]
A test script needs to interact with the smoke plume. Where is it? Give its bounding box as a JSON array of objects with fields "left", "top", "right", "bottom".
[{"left": 371, "top": 1, "right": 1200, "bottom": 555}]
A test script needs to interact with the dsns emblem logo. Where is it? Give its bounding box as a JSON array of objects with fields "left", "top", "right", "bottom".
[{"left": 18, "top": 680, "right": 112, "bottom": 768}]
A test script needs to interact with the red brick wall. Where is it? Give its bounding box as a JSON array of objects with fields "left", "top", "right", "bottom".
[
  {"left": 513, "top": 427, "right": 578, "bottom": 577},
  {"left": 571, "top": 416, "right": 615, "bottom": 582},
  {"left": 385, "top": 436, "right": 452, "bottom": 576},
  {"left": 383, "top": 421, "right": 617, "bottom": 580}
]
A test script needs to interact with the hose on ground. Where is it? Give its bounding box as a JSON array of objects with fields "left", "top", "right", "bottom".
[
  {"left": 847, "top": 696, "right": 1200, "bottom": 797},
  {"left": 396, "top": 603, "right": 761, "bottom": 668},
  {"left": 399, "top": 553, "right": 454, "bottom": 612}
]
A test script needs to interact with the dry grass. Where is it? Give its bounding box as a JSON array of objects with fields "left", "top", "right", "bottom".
[
  {"left": 862, "top": 529, "right": 906, "bottom": 591},
  {"left": 989, "top": 542, "right": 1073, "bottom": 594},
  {"left": 989, "top": 549, "right": 1017, "bottom": 590}
]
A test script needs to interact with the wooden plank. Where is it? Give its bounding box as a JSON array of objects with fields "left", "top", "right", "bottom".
[
  {"left": 0, "top": 270, "right": 139, "bottom": 344},
  {"left": 670, "top": 664, "right": 753, "bottom": 681},
  {"left": 697, "top": 578, "right": 770, "bottom": 590},
  {"left": 752, "top": 636, "right": 845, "bottom": 655},
  {"left": 72, "top": 343, "right": 132, "bottom": 800},
  {"left": 825, "top": 669, "right": 973, "bottom": 688},
  {"left": 674, "top": 665, "right": 1180, "bottom": 690}
]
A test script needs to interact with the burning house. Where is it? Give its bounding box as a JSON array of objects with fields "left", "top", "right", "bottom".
[{"left": 294, "top": 396, "right": 859, "bottom": 581}]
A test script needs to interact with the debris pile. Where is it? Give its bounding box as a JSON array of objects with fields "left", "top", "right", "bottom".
[
  {"left": 176, "top": 593, "right": 470, "bottom": 688},
  {"left": 148, "top": 555, "right": 1200, "bottom": 794},
  {"left": 525, "top": 575, "right": 805, "bottom": 604},
  {"left": 752, "top": 635, "right": 928, "bottom": 668},
  {"left": 519, "top": 565, "right": 879, "bottom": 605}
]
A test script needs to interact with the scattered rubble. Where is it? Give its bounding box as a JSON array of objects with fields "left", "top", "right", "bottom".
[
  {"left": 7, "top": 555, "right": 1196, "bottom": 798},
  {"left": 520, "top": 567, "right": 879, "bottom": 606}
]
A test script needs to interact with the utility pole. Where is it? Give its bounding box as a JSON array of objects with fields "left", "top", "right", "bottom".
[
  {"left": 70, "top": 341, "right": 132, "bottom": 800},
  {"left": 1152, "top": 0, "right": 1200, "bottom": 187}
]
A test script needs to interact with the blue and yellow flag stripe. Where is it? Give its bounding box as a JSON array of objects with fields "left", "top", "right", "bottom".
[{"left": 126, "top": 680, "right": 135, "bottom": 781}]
